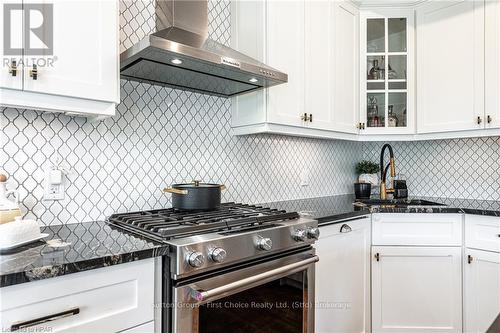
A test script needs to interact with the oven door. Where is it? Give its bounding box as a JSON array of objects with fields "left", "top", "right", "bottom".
[{"left": 171, "top": 249, "right": 318, "bottom": 333}]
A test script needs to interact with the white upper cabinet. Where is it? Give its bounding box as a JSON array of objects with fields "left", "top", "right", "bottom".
[
  {"left": 266, "top": 0, "right": 305, "bottom": 127},
  {"left": 360, "top": 9, "right": 415, "bottom": 135},
  {"left": 231, "top": 0, "right": 359, "bottom": 140},
  {"left": 416, "top": 0, "right": 485, "bottom": 134},
  {"left": 332, "top": 1, "right": 360, "bottom": 134},
  {"left": 0, "top": 0, "right": 23, "bottom": 90},
  {"left": 23, "top": 0, "right": 119, "bottom": 103},
  {"left": 486, "top": 0, "right": 500, "bottom": 129},
  {"left": 304, "top": 0, "right": 333, "bottom": 131},
  {"left": 0, "top": 0, "right": 119, "bottom": 117}
]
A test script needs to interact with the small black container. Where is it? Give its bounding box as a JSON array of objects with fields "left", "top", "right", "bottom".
[
  {"left": 393, "top": 180, "right": 408, "bottom": 199},
  {"left": 354, "top": 182, "right": 372, "bottom": 199}
]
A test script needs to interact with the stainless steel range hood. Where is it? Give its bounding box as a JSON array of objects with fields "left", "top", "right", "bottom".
[{"left": 120, "top": 0, "right": 287, "bottom": 98}]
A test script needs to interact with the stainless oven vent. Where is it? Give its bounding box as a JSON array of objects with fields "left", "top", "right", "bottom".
[{"left": 120, "top": 0, "right": 287, "bottom": 97}]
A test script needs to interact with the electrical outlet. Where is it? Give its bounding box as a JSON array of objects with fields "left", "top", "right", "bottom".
[
  {"left": 45, "top": 183, "right": 65, "bottom": 200},
  {"left": 44, "top": 166, "right": 65, "bottom": 201},
  {"left": 300, "top": 168, "right": 309, "bottom": 187}
]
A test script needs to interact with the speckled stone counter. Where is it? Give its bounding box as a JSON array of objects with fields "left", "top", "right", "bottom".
[
  {"left": 261, "top": 194, "right": 500, "bottom": 225},
  {"left": 370, "top": 196, "right": 500, "bottom": 217},
  {"left": 0, "top": 221, "right": 169, "bottom": 288},
  {"left": 260, "top": 194, "right": 370, "bottom": 224}
]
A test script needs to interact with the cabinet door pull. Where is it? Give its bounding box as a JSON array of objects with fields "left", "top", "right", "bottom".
[
  {"left": 340, "top": 224, "right": 352, "bottom": 233},
  {"left": 374, "top": 253, "right": 380, "bottom": 262},
  {"left": 11, "top": 307, "right": 80, "bottom": 331},
  {"left": 362, "top": 123, "right": 366, "bottom": 130},
  {"left": 467, "top": 254, "right": 473, "bottom": 264},
  {"left": 309, "top": 113, "right": 312, "bottom": 122},
  {"left": 477, "top": 116, "right": 482, "bottom": 125},
  {"left": 301, "top": 113, "right": 309, "bottom": 122},
  {"left": 29, "top": 65, "right": 38, "bottom": 80},
  {"left": 487, "top": 115, "right": 492, "bottom": 124},
  {"left": 8, "top": 60, "right": 17, "bottom": 76}
]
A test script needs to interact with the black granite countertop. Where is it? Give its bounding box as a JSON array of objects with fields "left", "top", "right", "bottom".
[
  {"left": 260, "top": 194, "right": 370, "bottom": 224},
  {"left": 3, "top": 195, "right": 499, "bottom": 288},
  {"left": 261, "top": 194, "right": 500, "bottom": 225},
  {"left": 0, "top": 221, "right": 169, "bottom": 288}
]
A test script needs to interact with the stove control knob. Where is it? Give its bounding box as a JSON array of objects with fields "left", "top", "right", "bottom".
[
  {"left": 187, "top": 251, "right": 205, "bottom": 268},
  {"left": 257, "top": 237, "right": 273, "bottom": 251},
  {"left": 292, "top": 229, "right": 307, "bottom": 242},
  {"left": 307, "top": 227, "right": 320, "bottom": 240},
  {"left": 209, "top": 247, "right": 227, "bottom": 263}
]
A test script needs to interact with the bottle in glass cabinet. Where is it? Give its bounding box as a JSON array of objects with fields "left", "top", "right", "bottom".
[
  {"left": 388, "top": 105, "right": 398, "bottom": 127},
  {"left": 369, "top": 60, "right": 380, "bottom": 80}
]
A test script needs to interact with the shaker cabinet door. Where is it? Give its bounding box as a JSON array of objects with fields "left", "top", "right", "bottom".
[
  {"left": 266, "top": 0, "right": 305, "bottom": 127},
  {"left": 371, "top": 246, "right": 462, "bottom": 333},
  {"left": 315, "top": 218, "right": 371, "bottom": 333},
  {"left": 464, "top": 249, "right": 500, "bottom": 333},
  {"left": 416, "top": 0, "right": 484, "bottom": 133},
  {"left": 22, "top": 0, "right": 119, "bottom": 103},
  {"left": 304, "top": 0, "right": 334, "bottom": 131},
  {"left": 486, "top": 0, "right": 500, "bottom": 129},
  {"left": 331, "top": 1, "right": 359, "bottom": 134}
]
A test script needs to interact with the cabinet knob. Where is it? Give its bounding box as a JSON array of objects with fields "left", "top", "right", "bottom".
[
  {"left": 487, "top": 115, "right": 492, "bottom": 124},
  {"left": 477, "top": 116, "right": 482, "bottom": 125},
  {"left": 467, "top": 254, "right": 473, "bottom": 264},
  {"left": 8, "top": 60, "right": 17, "bottom": 77},
  {"left": 29, "top": 65, "right": 38, "bottom": 80}
]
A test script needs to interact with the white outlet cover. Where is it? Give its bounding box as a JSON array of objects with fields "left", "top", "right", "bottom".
[
  {"left": 300, "top": 169, "right": 309, "bottom": 186},
  {"left": 43, "top": 168, "right": 65, "bottom": 201}
]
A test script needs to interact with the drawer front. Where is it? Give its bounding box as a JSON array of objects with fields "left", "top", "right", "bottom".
[
  {"left": 465, "top": 215, "right": 500, "bottom": 252},
  {"left": 372, "top": 213, "right": 463, "bottom": 246},
  {"left": 319, "top": 216, "right": 370, "bottom": 237},
  {"left": 1, "top": 259, "right": 155, "bottom": 332}
]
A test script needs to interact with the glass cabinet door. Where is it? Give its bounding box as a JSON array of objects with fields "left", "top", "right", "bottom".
[{"left": 363, "top": 14, "right": 410, "bottom": 131}]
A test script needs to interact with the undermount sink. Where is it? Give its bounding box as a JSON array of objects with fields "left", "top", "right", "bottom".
[{"left": 355, "top": 199, "right": 446, "bottom": 207}]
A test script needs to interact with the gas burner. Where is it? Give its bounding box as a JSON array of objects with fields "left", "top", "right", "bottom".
[{"left": 108, "top": 203, "right": 299, "bottom": 241}]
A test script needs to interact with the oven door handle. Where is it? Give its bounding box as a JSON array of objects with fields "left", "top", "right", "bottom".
[{"left": 189, "top": 255, "right": 319, "bottom": 302}]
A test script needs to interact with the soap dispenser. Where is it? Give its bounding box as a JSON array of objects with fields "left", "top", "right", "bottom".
[{"left": 0, "top": 174, "right": 22, "bottom": 224}]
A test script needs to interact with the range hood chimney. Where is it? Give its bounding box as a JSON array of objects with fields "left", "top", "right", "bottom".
[{"left": 120, "top": 0, "right": 287, "bottom": 98}]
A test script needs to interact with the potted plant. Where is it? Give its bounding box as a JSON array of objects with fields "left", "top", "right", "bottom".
[
  {"left": 356, "top": 160, "right": 380, "bottom": 185},
  {"left": 354, "top": 160, "right": 380, "bottom": 199}
]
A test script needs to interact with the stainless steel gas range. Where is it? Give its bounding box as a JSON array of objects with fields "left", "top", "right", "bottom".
[{"left": 108, "top": 203, "right": 319, "bottom": 333}]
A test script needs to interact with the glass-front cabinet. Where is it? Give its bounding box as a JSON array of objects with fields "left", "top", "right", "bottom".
[{"left": 360, "top": 10, "right": 415, "bottom": 134}]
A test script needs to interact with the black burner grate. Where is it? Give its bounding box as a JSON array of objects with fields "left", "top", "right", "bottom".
[{"left": 107, "top": 203, "right": 299, "bottom": 241}]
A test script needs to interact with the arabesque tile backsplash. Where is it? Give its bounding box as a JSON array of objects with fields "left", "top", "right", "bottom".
[{"left": 1, "top": 1, "right": 499, "bottom": 226}]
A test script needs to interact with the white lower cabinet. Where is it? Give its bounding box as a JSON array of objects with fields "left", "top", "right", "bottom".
[
  {"left": 371, "top": 246, "right": 462, "bottom": 333},
  {"left": 464, "top": 248, "right": 500, "bottom": 333},
  {"left": 0, "top": 259, "right": 155, "bottom": 332},
  {"left": 315, "top": 217, "right": 371, "bottom": 333},
  {"left": 120, "top": 321, "right": 155, "bottom": 333}
]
